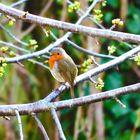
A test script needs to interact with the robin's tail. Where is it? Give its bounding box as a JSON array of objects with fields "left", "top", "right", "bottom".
[{"left": 70, "top": 85, "right": 75, "bottom": 98}]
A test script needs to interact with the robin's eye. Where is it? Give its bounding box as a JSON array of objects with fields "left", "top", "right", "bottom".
[{"left": 57, "top": 53, "right": 60, "bottom": 55}]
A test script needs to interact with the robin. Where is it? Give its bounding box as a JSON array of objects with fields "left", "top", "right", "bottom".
[{"left": 49, "top": 47, "right": 78, "bottom": 98}]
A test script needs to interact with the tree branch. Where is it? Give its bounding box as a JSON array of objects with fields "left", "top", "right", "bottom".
[
  {"left": 0, "top": 83, "right": 139, "bottom": 116},
  {"left": 0, "top": 3, "right": 140, "bottom": 43}
]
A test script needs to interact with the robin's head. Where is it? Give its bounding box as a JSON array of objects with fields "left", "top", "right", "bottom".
[{"left": 49, "top": 48, "right": 65, "bottom": 69}]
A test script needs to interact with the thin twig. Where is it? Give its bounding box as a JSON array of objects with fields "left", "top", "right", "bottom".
[
  {"left": 18, "top": 0, "right": 53, "bottom": 39},
  {"left": 114, "top": 97, "right": 126, "bottom": 108},
  {"left": 51, "top": 109, "right": 66, "bottom": 140},
  {"left": 50, "top": 31, "right": 58, "bottom": 40},
  {"left": 0, "top": 40, "right": 49, "bottom": 69},
  {"left": 75, "top": 0, "right": 100, "bottom": 25},
  {"left": 0, "top": 24, "right": 27, "bottom": 46},
  {"left": 91, "top": 56, "right": 100, "bottom": 66},
  {"left": 32, "top": 113, "right": 50, "bottom": 140},
  {"left": 15, "top": 109, "right": 24, "bottom": 140},
  {"left": 0, "top": 40, "right": 29, "bottom": 52},
  {"left": 41, "top": 26, "right": 50, "bottom": 37},
  {"left": 0, "top": 25, "right": 49, "bottom": 58},
  {"left": 11, "top": 0, "right": 28, "bottom": 8},
  {"left": 89, "top": 76, "right": 97, "bottom": 83},
  {"left": 66, "top": 39, "right": 115, "bottom": 59}
]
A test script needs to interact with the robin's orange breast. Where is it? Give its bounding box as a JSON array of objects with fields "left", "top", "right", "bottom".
[
  {"left": 49, "top": 54, "right": 64, "bottom": 69},
  {"left": 49, "top": 54, "right": 65, "bottom": 82}
]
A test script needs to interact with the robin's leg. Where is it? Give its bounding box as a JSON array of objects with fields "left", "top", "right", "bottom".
[
  {"left": 54, "top": 82, "right": 66, "bottom": 92},
  {"left": 59, "top": 82, "right": 67, "bottom": 90}
]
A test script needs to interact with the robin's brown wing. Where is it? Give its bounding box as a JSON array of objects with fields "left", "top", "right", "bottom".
[{"left": 57, "top": 57, "right": 78, "bottom": 86}]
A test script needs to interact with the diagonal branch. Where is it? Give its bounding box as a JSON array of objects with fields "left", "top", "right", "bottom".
[
  {"left": 32, "top": 113, "right": 50, "bottom": 140},
  {"left": 0, "top": 3, "right": 140, "bottom": 43}
]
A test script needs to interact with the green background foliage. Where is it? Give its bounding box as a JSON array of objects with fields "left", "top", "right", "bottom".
[{"left": 0, "top": 0, "right": 140, "bottom": 139}]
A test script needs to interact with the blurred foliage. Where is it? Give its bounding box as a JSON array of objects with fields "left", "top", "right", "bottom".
[{"left": 0, "top": 0, "right": 140, "bottom": 140}]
